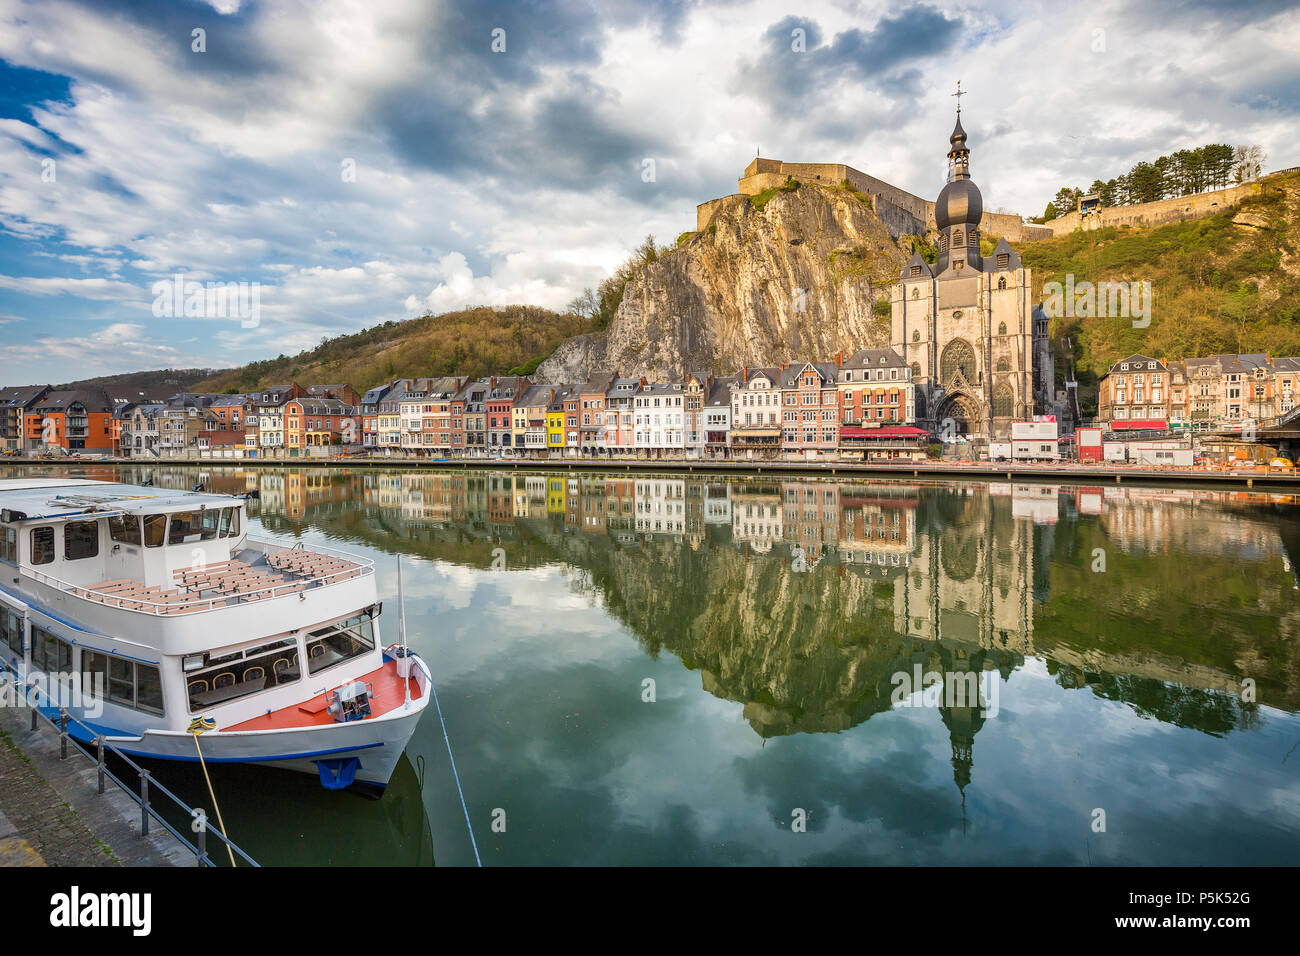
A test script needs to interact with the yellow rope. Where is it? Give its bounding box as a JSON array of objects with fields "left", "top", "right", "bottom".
[{"left": 188, "top": 717, "right": 236, "bottom": 867}]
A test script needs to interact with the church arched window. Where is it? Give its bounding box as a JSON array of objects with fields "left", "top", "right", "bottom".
[
  {"left": 940, "top": 339, "right": 976, "bottom": 386},
  {"left": 998, "top": 321, "right": 1007, "bottom": 335},
  {"left": 996, "top": 356, "right": 1010, "bottom": 371},
  {"left": 912, "top": 287, "right": 920, "bottom": 299},
  {"left": 997, "top": 276, "right": 1007, "bottom": 290},
  {"left": 911, "top": 362, "right": 921, "bottom": 380},
  {"left": 912, "top": 330, "right": 921, "bottom": 342},
  {"left": 953, "top": 229, "right": 963, "bottom": 246},
  {"left": 993, "top": 384, "right": 1014, "bottom": 418}
]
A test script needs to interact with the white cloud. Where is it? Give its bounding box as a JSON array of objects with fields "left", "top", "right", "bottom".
[{"left": 0, "top": 0, "right": 1295, "bottom": 384}]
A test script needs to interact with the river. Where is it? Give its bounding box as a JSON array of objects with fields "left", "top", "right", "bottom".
[{"left": 6, "top": 462, "right": 1299, "bottom": 866}]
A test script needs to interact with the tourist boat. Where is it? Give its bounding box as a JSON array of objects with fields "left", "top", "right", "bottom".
[{"left": 0, "top": 478, "right": 431, "bottom": 794}]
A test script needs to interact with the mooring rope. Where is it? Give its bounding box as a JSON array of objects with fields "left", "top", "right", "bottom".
[
  {"left": 188, "top": 717, "right": 236, "bottom": 867},
  {"left": 428, "top": 675, "right": 481, "bottom": 867}
]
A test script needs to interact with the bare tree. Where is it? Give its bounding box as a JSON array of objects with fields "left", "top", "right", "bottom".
[{"left": 1233, "top": 144, "right": 1266, "bottom": 183}]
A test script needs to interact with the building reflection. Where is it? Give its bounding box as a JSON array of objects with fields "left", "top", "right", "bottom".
[{"left": 24, "top": 462, "right": 1300, "bottom": 800}]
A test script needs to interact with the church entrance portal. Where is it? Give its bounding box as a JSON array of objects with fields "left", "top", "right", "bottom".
[{"left": 936, "top": 393, "right": 981, "bottom": 437}]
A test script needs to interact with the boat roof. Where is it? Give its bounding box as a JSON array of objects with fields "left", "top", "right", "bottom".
[{"left": 0, "top": 479, "right": 243, "bottom": 521}]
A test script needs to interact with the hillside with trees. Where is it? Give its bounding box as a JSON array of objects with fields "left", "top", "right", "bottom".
[
  {"left": 193, "top": 305, "right": 599, "bottom": 394},
  {"left": 194, "top": 236, "right": 672, "bottom": 394},
  {"left": 1016, "top": 169, "right": 1300, "bottom": 404},
  {"left": 57, "top": 368, "right": 230, "bottom": 393}
]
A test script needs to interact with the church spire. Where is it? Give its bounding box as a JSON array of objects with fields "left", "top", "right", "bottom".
[{"left": 947, "top": 82, "right": 970, "bottom": 182}]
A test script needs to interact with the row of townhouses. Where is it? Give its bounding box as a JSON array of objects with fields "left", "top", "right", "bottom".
[
  {"left": 1098, "top": 352, "right": 1300, "bottom": 427},
  {"left": 359, "top": 349, "right": 925, "bottom": 461},
  {"left": 9, "top": 347, "right": 1286, "bottom": 460},
  {"left": 0, "top": 382, "right": 362, "bottom": 458},
  {"left": 2, "top": 350, "right": 924, "bottom": 460}
]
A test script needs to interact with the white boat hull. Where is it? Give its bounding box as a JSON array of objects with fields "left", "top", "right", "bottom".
[{"left": 54, "top": 658, "right": 432, "bottom": 791}]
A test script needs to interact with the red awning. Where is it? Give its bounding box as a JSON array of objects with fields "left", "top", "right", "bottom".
[
  {"left": 840, "top": 426, "right": 930, "bottom": 438},
  {"left": 1111, "top": 420, "right": 1167, "bottom": 431}
]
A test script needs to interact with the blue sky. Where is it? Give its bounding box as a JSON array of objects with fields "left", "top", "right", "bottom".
[{"left": 0, "top": 0, "right": 1296, "bottom": 385}]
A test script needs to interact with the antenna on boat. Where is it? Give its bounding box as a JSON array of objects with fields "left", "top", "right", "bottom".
[{"left": 398, "top": 555, "right": 411, "bottom": 710}]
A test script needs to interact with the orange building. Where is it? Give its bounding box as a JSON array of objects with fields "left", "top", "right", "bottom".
[{"left": 25, "top": 389, "right": 114, "bottom": 452}]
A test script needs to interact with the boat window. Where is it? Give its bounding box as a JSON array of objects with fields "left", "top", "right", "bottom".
[
  {"left": 108, "top": 514, "right": 142, "bottom": 546},
  {"left": 83, "top": 651, "right": 164, "bottom": 716},
  {"left": 0, "top": 526, "right": 15, "bottom": 565},
  {"left": 219, "top": 507, "right": 240, "bottom": 537},
  {"left": 64, "top": 520, "right": 99, "bottom": 561},
  {"left": 2, "top": 608, "right": 23, "bottom": 658},
  {"left": 306, "top": 615, "right": 376, "bottom": 675},
  {"left": 168, "top": 511, "right": 218, "bottom": 545},
  {"left": 30, "top": 527, "right": 55, "bottom": 565},
  {"left": 186, "top": 637, "right": 300, "bottom": 712},
  {"left": 143, "top": 514, "right": 167, "bottom": 548},
  {"left": 31, "top": 626, "right": 72, "bottom": 673}
]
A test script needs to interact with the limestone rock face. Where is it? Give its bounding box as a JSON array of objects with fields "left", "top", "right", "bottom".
[{"left": 537, "top": 183, "right": 908, "bottom": 383}]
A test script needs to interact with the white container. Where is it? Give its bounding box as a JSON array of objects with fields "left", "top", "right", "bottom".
[
  {"left": 1012, "top": 420, "right": 1058, "bottom": 441},
  {"left": 394, "top": 648, "right": 414, "bottom": 678}
]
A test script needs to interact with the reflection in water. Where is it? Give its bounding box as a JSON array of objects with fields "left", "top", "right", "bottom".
[{"left": 6, "top": 462, "right": 1299, "bottom": 865}]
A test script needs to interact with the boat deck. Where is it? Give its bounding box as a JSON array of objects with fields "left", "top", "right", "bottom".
[
  {"left": 66, "top": 550, "right": 365, "bottom": 614},
  {"left": 223, "top": 659, "right": 423, "bottom": 732}
]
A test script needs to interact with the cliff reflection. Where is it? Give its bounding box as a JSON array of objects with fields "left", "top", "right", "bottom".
[{"left": 26, "top": 465, "right": 1300, "bottom": 755}]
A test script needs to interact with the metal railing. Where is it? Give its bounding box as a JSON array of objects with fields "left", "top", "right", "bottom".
[
  {"left": 20, "top": 536, "right": 374, "bottom": 616},
  {"left": 0, "top": 660, "right": 258, "bottom": 867}
]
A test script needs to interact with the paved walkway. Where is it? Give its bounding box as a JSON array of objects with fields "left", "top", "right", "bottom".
[
  {"left": 0, "top": 701, "right": 190, "bottom": 867},
  {"left": 0, "top": 728, "right": 112, "bottom": 866}
]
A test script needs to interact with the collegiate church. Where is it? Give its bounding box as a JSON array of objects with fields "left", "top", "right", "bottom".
[{"left": 889, "top": 104, "right": 1064, "bottom": 440}]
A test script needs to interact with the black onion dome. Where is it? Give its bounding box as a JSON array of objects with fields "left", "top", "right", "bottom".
[
  {"left": 935, "top": 177, "right": 983, "bottom": 230},
  {"left": 949, "top": 115, "right": 967, "bottom": 148}
]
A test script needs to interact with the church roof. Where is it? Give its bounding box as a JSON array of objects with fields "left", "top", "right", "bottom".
[
  {"left": 989, "top": 237, "right": 1021, "bottom": 270},
  {"left": 904, "top": 251, "right": 933, "bottom": 278}
]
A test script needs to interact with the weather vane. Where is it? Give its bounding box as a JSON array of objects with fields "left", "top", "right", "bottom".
[{"left": 952, "top": 80, "right": 965, "bottom": 115}]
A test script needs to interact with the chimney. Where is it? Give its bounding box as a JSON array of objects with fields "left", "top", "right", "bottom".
[{"left": 835, "top": 350, "right": 844, "bottom": 367}]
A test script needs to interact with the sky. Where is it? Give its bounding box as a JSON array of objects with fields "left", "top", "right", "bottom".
[{"left": 0, "top": 0, "right": 1296, "bottom": 385}]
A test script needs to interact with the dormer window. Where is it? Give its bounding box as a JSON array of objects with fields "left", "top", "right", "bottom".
[
  {"left": 910, "top": 266, "right": 922, "bottom": 277},
  {"left": 996, "top": 253, "right": 1009, "bottom": 268}
]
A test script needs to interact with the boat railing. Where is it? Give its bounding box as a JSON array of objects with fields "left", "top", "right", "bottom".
[
  {"left": 21, "top": 538, "right": 374, "bottom": 616},
  {"left": 0, "top": 660, "right": 259, "bottom": 868}
]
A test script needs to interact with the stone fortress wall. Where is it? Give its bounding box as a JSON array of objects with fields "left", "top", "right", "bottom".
[
  {"left": 1044, "top": 181, "right": 1259, "bottom": 236},
  {"left": 696, "top": 158, "right": 1269, "bottom": 244},
  {"left": 698, "top": 158, "right": 1054, "bottom": 243}
]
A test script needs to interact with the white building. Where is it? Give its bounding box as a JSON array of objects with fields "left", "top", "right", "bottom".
[{"left": 634, "top": 384, "right": 685, "bottom": 458}]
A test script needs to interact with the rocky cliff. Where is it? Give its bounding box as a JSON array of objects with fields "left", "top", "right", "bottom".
[{"left": 537, "top": 182, "right": 910, "bottom": 382}]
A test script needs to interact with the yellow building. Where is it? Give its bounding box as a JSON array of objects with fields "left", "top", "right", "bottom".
[{"left": 546, "top": 405, "right": 565, "bottom": 453}]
